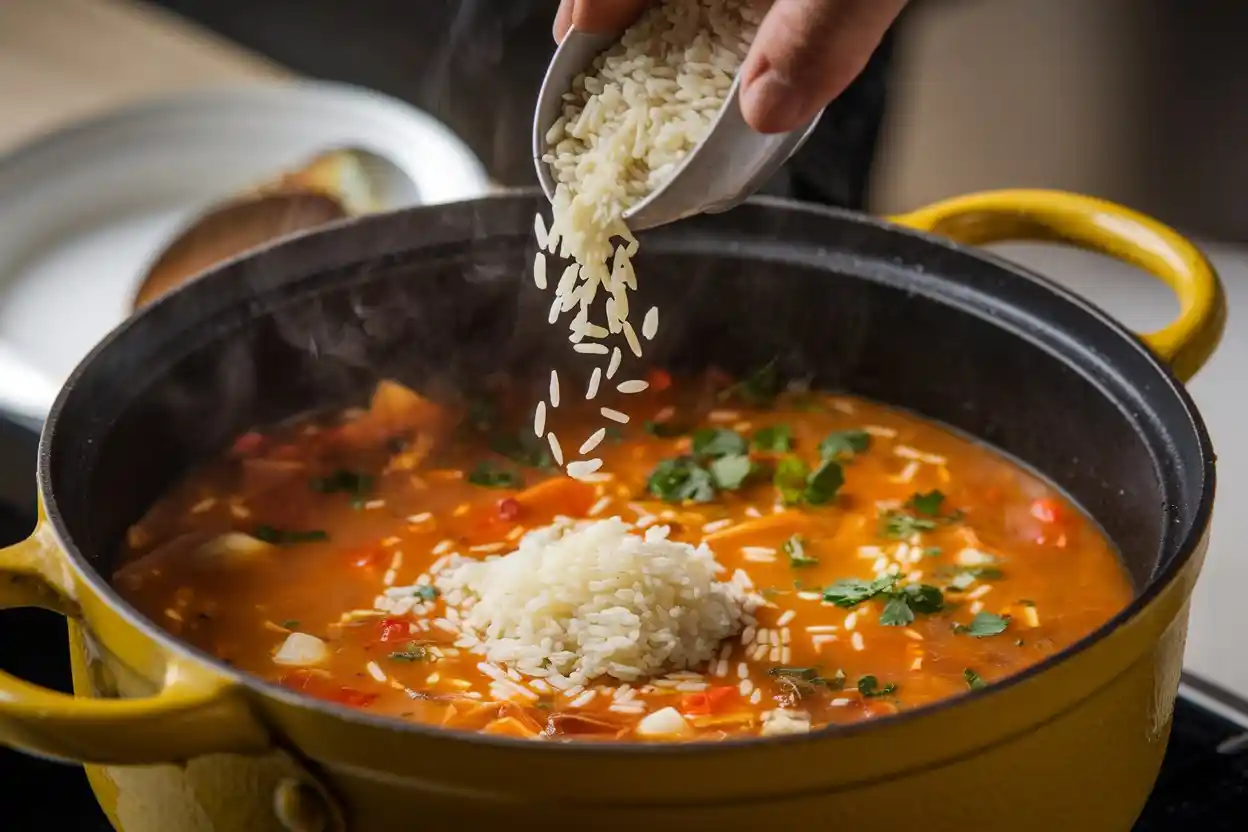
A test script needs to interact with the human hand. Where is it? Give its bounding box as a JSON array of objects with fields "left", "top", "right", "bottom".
[{"left": 553, "top": 0, "right": 909, "bottom": 134}]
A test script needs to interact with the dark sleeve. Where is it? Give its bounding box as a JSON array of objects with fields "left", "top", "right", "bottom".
[{"left": 780, "top": 23, "right": 897, "bottom": 212}]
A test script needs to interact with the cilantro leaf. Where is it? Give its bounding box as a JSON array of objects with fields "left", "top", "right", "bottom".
[
  {"left": 709, "top": 454, "right": 753, "bottom": 490},
  {"left": 783, "top": 534, "right": 819, "bottom": 568},
  {"left": 822, "top": 575, "right": 898, "bottom": 608},
  {"left": 879, "top": 511, "right": 939, "bottom": 539},
  {"left": 768, "top": 666, "right": 845, "bottom": 698},
  {"left": 691, "top": 428, "right": 748, "bottom": 459},
  {"left": 963, "top": 668, "right": 987, "bottom": 690},
  {"left": 647, "top": 456, "right": 716, "bottom": 503},
  {"left": 819, "top": 429, "right": 871, "bottom": 461},
  {"left": 954, "top": 612, "right": 1010, "bottom": 638},
  {"left": 879, "top": 595, "right": 915, "bottom": 626},
  {"left": 857, "top": 675, "right": 896, "bottom": 697},
  {"left": 907, "top": 490, "right": 947, "bottom": 516},
  {"left": 804, "top": 459, "right": 845, "bottom": 505},
  {"left": 773, "top": 455, "right": 809, "bottom": 505},
  {"left": 467, "top": 461, "right": 524, "bottom": 489},
  {"left": 388, "top": 642, "right": 430, "bottom": 662},
  {"left": 752, "top": 424, "right": 793, "bottom": 452},
  {"left": 898, "top": 583, "right": 945, "bottom": 614}
]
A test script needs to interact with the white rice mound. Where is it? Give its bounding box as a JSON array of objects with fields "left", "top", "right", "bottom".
[
  {"left": 436, "top": 518, "right": 751, "bottom": 688},
  {"left": 536, "top": 0, "right": 760, "bottom": 476}
]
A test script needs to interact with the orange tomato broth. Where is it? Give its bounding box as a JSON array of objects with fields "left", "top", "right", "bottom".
[{"left": 114, "top": 372, "right": 1132, "bottom": 741}]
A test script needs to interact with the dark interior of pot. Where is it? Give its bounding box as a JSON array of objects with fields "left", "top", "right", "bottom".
[{"left": 43, "top": 195, "right": 1210, "bottom": 599}]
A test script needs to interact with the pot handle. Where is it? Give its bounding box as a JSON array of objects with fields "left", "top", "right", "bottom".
[
  {"left": 0, "top": 528, "right": 270, "bottom": 763},
  {"left": 888, "top": 188, "right": 1227, "bottom": 382}
]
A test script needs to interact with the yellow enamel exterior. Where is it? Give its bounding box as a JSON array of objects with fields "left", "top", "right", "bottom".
[
  {"left": 888, "top": 189, "right": 1227, "bottom": 382},
  {"left": 0, "top": 189, "right": 1225, "bottom": 831}
]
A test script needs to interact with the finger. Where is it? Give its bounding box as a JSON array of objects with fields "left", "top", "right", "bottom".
[
  {"left": 740, "top": 0, "right": 908, "bottom": 134},
  {"left": 555, "top": 0, "right": 650, "bottom": 42}
]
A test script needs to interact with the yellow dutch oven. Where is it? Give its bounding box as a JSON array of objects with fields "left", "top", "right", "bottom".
[{"left": 0, "top": 189, "right": 1226, "bottom": 831}]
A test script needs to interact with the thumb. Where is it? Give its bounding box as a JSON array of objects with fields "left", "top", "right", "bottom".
[
  {"left": 554, "top": 0, "right": 650, "bottom": 42},
  {"left": 739, "top": 0, "right": 907, "bottom": 134}
]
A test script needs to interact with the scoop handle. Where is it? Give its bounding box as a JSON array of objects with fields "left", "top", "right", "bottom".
[
  {"left": 0, "top": 523, "right": 269, "bottom": 763},
  {"left": 889, "top": 189, "right": 1226, "bottom": 382}
]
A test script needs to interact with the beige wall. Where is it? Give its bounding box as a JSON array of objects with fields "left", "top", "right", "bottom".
[{"left": 872, "top": 0, "right": 1248, "bottom": 242}]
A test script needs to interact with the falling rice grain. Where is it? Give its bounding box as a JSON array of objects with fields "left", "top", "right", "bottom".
[
  {"left": 617, "top": 379, "right": 649, "bottom": 394},
  {"left": 642, "top": 307, "right": 659, "bottom": 340},
  {"left": 547, "top": 432, "right": 565, "bottom": 466},
  {"left": 550, "top": 370, "right": 561, "bottom": 407},
  {"left": 566, "top": 459, "right": 604, "bottom": 480},
  {"left": 580, "top": 427, "right": 607, "bottom": 455},
  {"left": 607, "top": 347, "right": 623, "bottom": 379},
  {"left": 600, "top": 407, "right": 630, "bottom": 424},
  {"left": 573, "top": 343, "right": 609, "bottom": 355},
  {"left": 622, "top": 321, "right": 643, "bottom": 358},
  {"left": 533, "top": 251, "right": 548, "bottom": 290},
  {"left": 533, "top": 401, "right": 547, "bottom": 438},
  {"left": 534, "top": 212, "right": 549, "bottom": 249},
  {"left": 586, "top": 367, "right": 602, "bottom": 400}
]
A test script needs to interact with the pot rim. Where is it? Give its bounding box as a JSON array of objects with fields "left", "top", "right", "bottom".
[{"left": 36, "top": 192, "right": 1218, "bottom": 756}]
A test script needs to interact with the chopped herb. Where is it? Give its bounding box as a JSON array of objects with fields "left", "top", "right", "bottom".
[
  {"left": 803, "top": 459, "right": 845, "bottom": 505},
  {"left": 773, "top": 455, "right": 844, "bottom": 506},
  {"left": 819, "top": 429, "right": 871, "bottom": 461},
  {"left": 954, "top": 612, "right": 1011, "bottom": 638},
  {"left": 281, "top": 619, "right": 300, "bottom": 629},
  {"left": 644, "top": 420, "right": 685, "bottom": 438},
  {"left": 923, "top": 546, "right": 943, "bottom": 558},
  {"left": 752, "top": 424, "right": 793, "bottom": 452},
  {"left": 773, "top": 455, "right": 809, "bottom": 505},
  {"left": 941, "top": 565, "right": 1005, "bottom": 591},
  {"left": 823, "top": 575, "right": 899, "bottom": 608},
  {"left": 412, "top": 585, "right": 440, "bottom": 602},
  {"left": 879, "top": 491, "right": 963, "bottom": 539},
  {"left": 907, "top": 489, "right": 947, "bottom": 516},
  {"left": 647, "top": 456, "right": 716, "bottom": 503},
  {"left": 879, "top": 595, "right": 915, "bottom": 627},
  {"left": 784, "top": 534, "right": 819, "bottom": 568},
  {"left": 720, "top": 360, "right": 782, "bottom": 407},
  {"left": 879, "top": 511, "right": 939, "bottom": 539},
  {"left": 768, "top": 666, "right": 845, "bottom": 697},
  {"left": 963, "top": 668, "right": 986, "bottom": 690},
  {"left": 691, "top": 428, "right": 748, "bottom": 459},
  {"left": 489, "top": 431, "right": 554, "bottom": 470},
  {"left": 253, "top": 525, "right": 329, "bottom": 545},
  {"left": 310, "top": 469, "right": 373, "bottom": 508},
  {"left": 709, "top": 454, "right": 754, "bottom": 490},
  {"left": 857, "top": 675, "right": 896, "bottom": 697},
  {"left": 387, "top": 642, "right": 430, "bottom": 662},
  {"left": 900, "top": 583, "right": 945, "bottom": 614},
  {"left": 467, "top": 461, "right": 524, "bottom": 489}
]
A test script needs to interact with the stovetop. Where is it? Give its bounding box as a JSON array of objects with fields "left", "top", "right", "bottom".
[{"left": 1, "top": 500, "right": 1244, "bottom": 830}]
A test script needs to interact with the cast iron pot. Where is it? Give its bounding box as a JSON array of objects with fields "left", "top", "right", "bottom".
[{"left": 0, "top": 189, "right": 1226, "bottom": 831}]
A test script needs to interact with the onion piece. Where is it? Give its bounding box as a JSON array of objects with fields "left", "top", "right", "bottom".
[
  {"left": 273, "top": 632, "right": 329, "bottom": 666},
  {"left": 636, "top": 706, "right": 692, "bottom": 738}
]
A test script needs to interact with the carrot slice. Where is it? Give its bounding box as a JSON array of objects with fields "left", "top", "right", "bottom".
[{"left": 513, "top": 476, "right": 596, "bottom": 517}]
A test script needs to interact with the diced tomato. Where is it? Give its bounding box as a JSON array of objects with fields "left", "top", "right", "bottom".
[
  {"left": 277, "top": 672, "right": 379, "bottom": 709},
  {"left": 229, "top": 431, "right": 265, "bottom": 457},
  {"left": 681, "top": 685, "right": 737, "bottom": 715},
  {"left": 1030, "top": 498, "right": 1062, "bottom": 525},
  {"left": 647, "top": 368, "right": 673, "bottom": 392},
  {"left": 376, "top": 617, "right": 408, "bottom": 642},
  {"left": 497, "top": 497, "right": 523, "bottom": 522}
]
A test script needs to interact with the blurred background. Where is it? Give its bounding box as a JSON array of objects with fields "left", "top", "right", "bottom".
[{"left": 1, "top": 0, "right": 1246, "bottom": 828}]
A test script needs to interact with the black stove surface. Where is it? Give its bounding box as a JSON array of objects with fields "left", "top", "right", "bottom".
[{"left": 1, "top": 501, "right": 1244, "bottom": 830}]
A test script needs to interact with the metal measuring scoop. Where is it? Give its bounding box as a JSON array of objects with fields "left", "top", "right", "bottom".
[{"left": 532, "top": 28, "right": 822, "bottom": 232}]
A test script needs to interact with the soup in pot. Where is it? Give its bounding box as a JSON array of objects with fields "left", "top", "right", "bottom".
[{"left": 114, "top": 370, "right": 1132, "bottom": 741}]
